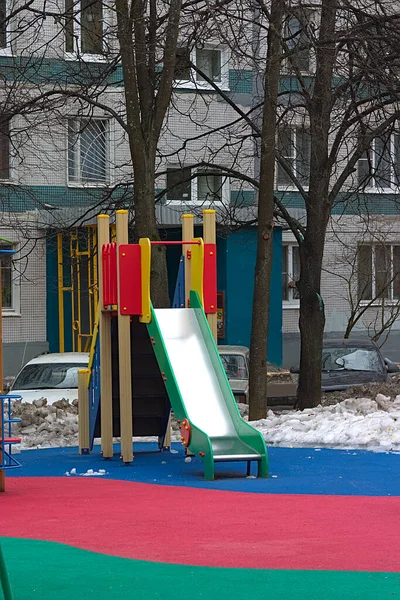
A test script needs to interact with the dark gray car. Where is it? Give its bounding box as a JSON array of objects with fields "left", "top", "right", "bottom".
[{"left": 292, "top": 339, "right": 398, "bottom": 392}]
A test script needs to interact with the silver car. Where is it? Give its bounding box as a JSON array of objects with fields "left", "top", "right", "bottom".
[{"left": 218, "top": 345, "right": 249, "bottom": 404}]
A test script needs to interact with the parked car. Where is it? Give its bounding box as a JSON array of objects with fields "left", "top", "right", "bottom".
[
  {"left": 218, "top": 345, "right": 249, "bottom": 404},
  {"left": 290, "top": 339, "right": 399, "bottom": 392},
  {"left": 11, "top": 352, "right": 90, "bottom": 404}
]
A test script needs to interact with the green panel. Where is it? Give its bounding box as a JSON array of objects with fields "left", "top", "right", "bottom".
[
  {"left": 2, "top": 538, "right": 400, "bottom": 600},
  {"left": 230, "top": 190, "right": 256, "bottom": 206},
  {"left": 229, "top": 69, "right": 253, "bottom": 94},
  {"left": 0, "top": 55, "right": 123, "bottom": 86}
]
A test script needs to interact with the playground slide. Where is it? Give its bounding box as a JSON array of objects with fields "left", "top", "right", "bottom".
[{"left": 147, "top": 292, "right": 268, "bottom": 480}]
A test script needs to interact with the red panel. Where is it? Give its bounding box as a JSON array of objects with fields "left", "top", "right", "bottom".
[
  {"left": 203, "top": 243, "right": 217, "bottom": 314},
  {"left": 102, "top": 243, "right": 117, "bottom": 308},
  {"left": 119, "top": 244, "right": 142, "bottom": 315}
]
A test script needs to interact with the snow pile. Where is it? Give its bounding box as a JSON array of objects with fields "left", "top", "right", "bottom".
[
  {"left": 12, "top": 398, "right": 79, "bottom": 449},
  {"left": 251, "top": 394, "right": 400, "bottom": 451},
  {"left": 8, "top": 392, "right": 400, "bottom": 452},
  {"left": 65, "top": 468, "right": 108, "bottom": 477}
]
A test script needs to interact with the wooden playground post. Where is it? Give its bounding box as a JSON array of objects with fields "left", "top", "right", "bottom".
[
  {"left": 78, "top": 368, "right": 90, "bottom": 453},
  {"left": 203, "top": 209, "right": 217, "bottom": 342},
  {"left": 182, "top": 214, "right": 194, "bottom": 307},
  {"left": 116, "top": 210, "right": 133, "bottom": 463},
  {"left": 97, "top": 215, "right": 113, "bottom": 458}
]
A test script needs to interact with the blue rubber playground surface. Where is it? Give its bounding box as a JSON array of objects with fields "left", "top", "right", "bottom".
[{"left": 9, "top": 442, "right": 400, "bottom": 496}]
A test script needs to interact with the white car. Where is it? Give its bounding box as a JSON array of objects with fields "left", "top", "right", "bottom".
[{"left": 11, "top": 352, "right": 89, "bottom": 405}]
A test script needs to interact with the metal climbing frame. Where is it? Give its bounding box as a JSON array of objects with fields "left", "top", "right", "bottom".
[{"left": 0, "top": 395, "right": 22, "bottom": 472}]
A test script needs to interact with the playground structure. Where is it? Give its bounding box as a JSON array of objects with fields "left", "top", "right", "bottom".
[
  {"left": 0, "top": 245, "right": 21, "bottom": 493},
  {"left": 78, "top": 210, "right": 268, "bottom": 480}
]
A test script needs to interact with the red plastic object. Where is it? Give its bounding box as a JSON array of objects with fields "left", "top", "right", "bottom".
[
  {"left": 203, "top": 243, "right": 217, "bottom": 314},
  {"left": 1, "top": 438, "right": 21, "bottom": 443},
  {"left": 179, "top": 419, "right": 191, "bottom": 447},
  {"left": 102, "top": 243, "right": 117, "bottom": 307},
  {"left": 119, "top": 244, "right": 142, "bottom": 315}
]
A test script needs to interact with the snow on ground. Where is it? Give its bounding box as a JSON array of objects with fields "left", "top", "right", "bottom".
[
  {"left": 248, "top": 395, "right": 400, "bottom": 452},
  {"left": 9, "top": 392, "right": 400, "bottom": 453}
]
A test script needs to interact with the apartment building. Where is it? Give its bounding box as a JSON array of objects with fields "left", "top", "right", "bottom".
[{"left": 1, "top": 0, "right": 400, "bottom": 374}]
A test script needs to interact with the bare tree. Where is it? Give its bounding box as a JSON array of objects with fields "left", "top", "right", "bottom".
[{"left": 248, "top": 0, "right": 284, "bottom": 420}]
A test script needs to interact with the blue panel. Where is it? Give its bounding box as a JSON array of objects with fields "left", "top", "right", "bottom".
[
  {"left": 223, "top": 228, "right": 282, "bottom": 365},
  {"left": 172, "top": 256, "right": 185, "bottom": 308},
  {"left": 89, "top": 338, "right": 101, "bottom": 450}
]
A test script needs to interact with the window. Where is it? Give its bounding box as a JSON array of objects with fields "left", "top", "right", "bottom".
[
  {"left": 13, "top": 362, "right": 86, "bottom": 390},
  {"left": 358, "top": 244, "right": 400, "bottom": 301},
  {"left": 283, "top": 12, "right": 312, "bottom": 73},
  {"left": 166, "top": 167, "right": 192, "bottom": 201},
  {"left": 0, "top": 245, "right": 14, "bottom": 310},
  {"left": 68, "top": 119, "right": 109, "bottom": 184},
  {"left": 358, "top": 132, "right": 400, "bottom": 190},
  {"left": 197, "top": 169, "right": 223, "bottom": 203},
  {"left": 282, "top": 244, "right": 300, "bottom": 303},
  {"left": 174, "top": 46, "right": 229, "bottom": 89},
  {"left": 276, "top": 126, "right": 311, "bottom": 188},
  {"left": 166, "top": 166, "right": 227, "bottom": 204},
  {"left": 0, "top": 117, "right": 10, "bottom": 179},
  {"left": 65, "top": 0, "right": 103, "bottom": 56}
]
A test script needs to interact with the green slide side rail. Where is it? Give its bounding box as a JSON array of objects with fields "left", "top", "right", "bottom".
[{"left": 190, "top": 292, "right": 268, "bottom": 478}]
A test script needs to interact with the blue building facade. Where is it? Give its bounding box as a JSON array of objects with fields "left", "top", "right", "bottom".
[{"left": 46, "top": 225, "right": 283, "bottom": 365}]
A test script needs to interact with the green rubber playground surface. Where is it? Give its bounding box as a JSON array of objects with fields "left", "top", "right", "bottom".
[{"left": 2, "top": 538, "right": 400, "bottom": 600}]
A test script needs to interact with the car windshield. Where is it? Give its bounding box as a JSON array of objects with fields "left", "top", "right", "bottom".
[
  {"left": 13, "top": 363, "right": 87, "bottom": 390},
  {"left": 219, "top": 354, "right": 248, "bottom": 379},
  {"left": 321, "top": 347, "right": 383, "bottom": 373}
]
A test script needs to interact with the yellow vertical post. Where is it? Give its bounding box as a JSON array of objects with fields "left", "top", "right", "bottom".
[
  {"left": 116, "top": 210, "right": 133, "bottom": 463},
  {"left": 203, "top": 209, "right": 217, "bottom": 342},
  {"left": 97, "top": 214, "right": 113, "bottom": 458},
  {"left": 182, "top": 214, "right": 194, "bottom": 307},
  {"left": 78, "top": 368, "right": 90, "bottom": 453},
  {"left": 138, "top": 238, "right": 151, "bottom": 323},
  {"left": 57, "top": 233, "right": 65, "bottom": 353}
]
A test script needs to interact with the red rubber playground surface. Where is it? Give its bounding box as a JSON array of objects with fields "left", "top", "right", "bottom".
[{"left": 1, "top": 443, "right": 400, "bottom": 599}]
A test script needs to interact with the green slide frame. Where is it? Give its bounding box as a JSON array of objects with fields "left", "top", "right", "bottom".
[{"left": 146, "top": 291, "right": 268, "bottom": 480}]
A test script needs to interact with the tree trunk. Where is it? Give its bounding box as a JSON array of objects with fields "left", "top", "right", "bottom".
[
  {"left": 134, "top": 159, "right": 170, "bottom": 308},
  {"left": 248, "top": 0, "right": 284, "bottom": 421},
  {"left": 296, "top": 233, "right": 326, "bottom": 410},
  {"left": 296, "top": 0, "right": 337, "bottom": 410}
]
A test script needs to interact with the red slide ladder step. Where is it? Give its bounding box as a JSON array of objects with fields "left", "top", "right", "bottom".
[{"left": 0, "top": 437, "right": 21, "bottom": 444}]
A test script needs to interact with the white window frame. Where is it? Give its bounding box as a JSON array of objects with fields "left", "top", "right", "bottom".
[
  {"left": 282, "top": 243, "right": 300, "bottom": 308},
  {"left": 174, "top": 45, "right": 229, "bottom": 91},
  {"left": 67, "top": 118, "right": 112, "bottom": 187},
  {"left": 0, "top": 244, "right": 20, "bottom": 316},
  {"left": 64, "top": 0, "right": 107, "bottom": 62},
  {"left": 0, "top": 0, "right": 12, "bottom": 56},
  {"left": 276, "top": 126, "right": 311, "bottom": 190},
  {"left": 358, "top": 243, "right": 400, "bottom": 304},
  {"left": 358, "top": 133, "right": 400, "bottom": 193},
  {"left": 165, "top": 165, "right": 230, "bottom": 206}
]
